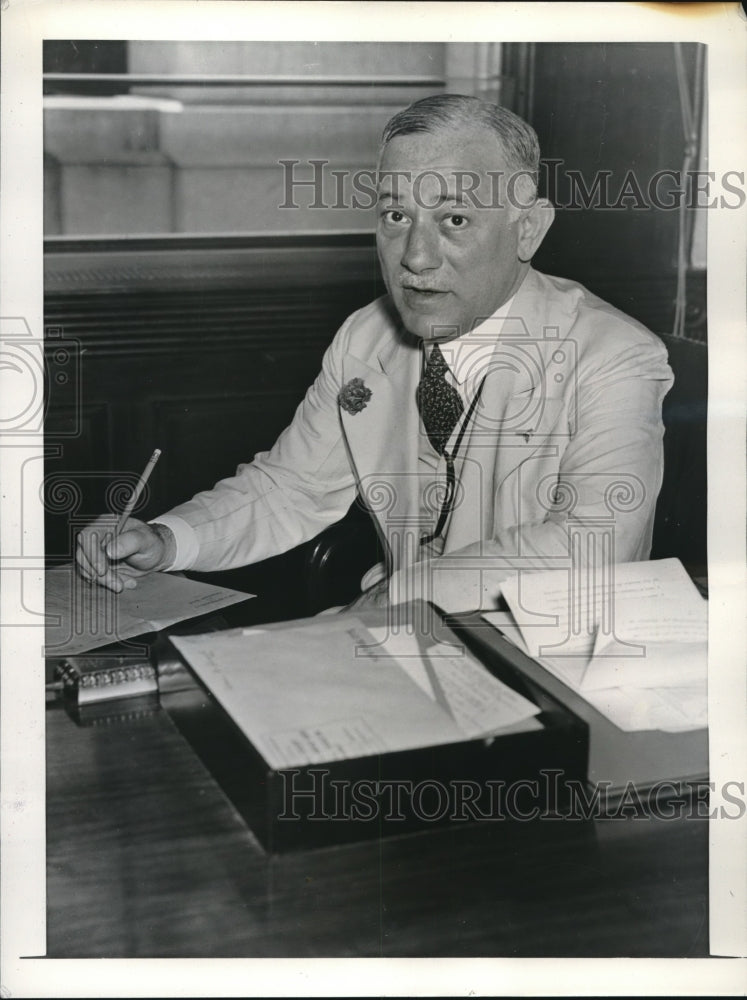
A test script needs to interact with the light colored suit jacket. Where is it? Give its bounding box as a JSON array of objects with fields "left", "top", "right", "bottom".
[{"left": 159, "top": 268, "right": 673, "bottom": 611}]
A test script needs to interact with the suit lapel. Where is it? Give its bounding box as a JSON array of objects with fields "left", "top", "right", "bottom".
[
  {"left": 446, "top": 269, "right": 571, "bottom": 551},
  {"left": 340, "top": 327, "right": 422, "bottom": 554}
]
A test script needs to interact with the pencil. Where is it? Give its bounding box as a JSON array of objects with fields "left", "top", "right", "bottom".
[{"left": 115, "top": 448, "right": 161, "bottom": 535}]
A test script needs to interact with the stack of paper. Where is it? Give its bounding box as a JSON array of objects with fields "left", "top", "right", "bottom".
[
  {"left": 483, "top": 559, "right": 707, "bottom": 733},
  {"left": 170, "top": 615, "right": 542, "bottom": 770}
]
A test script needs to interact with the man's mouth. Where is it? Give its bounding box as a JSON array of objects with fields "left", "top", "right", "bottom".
[
  {"left": 399, "top": 286, "right": 450, "bottom": 313},
  {"left": 400, "top": 285, "right": 448, "bottom": 298}
]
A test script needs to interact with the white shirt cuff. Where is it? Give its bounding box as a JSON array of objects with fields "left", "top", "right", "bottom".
[{"left": 148, "top": 514, "right": 200, "bottom": 572}]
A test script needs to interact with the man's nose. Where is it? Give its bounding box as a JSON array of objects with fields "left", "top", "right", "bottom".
[{"left": 401, "top": 221, "right": 440, "bottom": 273}]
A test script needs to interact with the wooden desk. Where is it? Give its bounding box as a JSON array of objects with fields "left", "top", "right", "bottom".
[{"left": 46, "top": 699, "right": 708, "bottom": 957}]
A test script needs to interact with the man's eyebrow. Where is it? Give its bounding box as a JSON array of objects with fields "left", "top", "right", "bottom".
[
  {"left": 427, "top": 192, "right": 471, "bottom": 207},
  {"left": 376, "top": 191, "right": 472, "bottom": 206}
]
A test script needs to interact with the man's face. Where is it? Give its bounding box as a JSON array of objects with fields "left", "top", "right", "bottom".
[{"left": 376, "top": 123, "right": 529, "bottom": 342}]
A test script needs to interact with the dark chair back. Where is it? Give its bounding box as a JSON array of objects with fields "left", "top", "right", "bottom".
[
  {"left": 651, "top": 334, "right": 708, "bottom": 577},
  {"left": 304, "top": 497, "right": 383, "bottom": 614}
]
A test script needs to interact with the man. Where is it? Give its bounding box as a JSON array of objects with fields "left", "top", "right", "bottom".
[{"left": 76, "top": 94, "right": 673, "bottom": 613}]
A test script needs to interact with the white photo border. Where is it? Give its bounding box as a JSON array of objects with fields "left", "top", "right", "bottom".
[{"left": 1, "top": 1, "right": 745, "bottom": 995}]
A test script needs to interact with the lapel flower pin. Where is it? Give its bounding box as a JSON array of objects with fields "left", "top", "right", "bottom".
[{"left": 338, "top": 377, "right": 372, "bottom": 415}]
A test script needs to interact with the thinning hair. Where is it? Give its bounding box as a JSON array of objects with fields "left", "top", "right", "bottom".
[{"left": 380, "top": 93, "right": 541, "bottom": 192}]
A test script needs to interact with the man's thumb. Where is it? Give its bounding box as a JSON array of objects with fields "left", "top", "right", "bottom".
[{"left": 106, "top": 529, "right": 139, "bottom": 561}]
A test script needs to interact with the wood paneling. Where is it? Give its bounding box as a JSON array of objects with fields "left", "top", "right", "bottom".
[
  {"left": 153, "top": 393, "right": 304, "bottom": 512},
  {"left": 43, "top": 402, "right": 113, "bottom": 559}
]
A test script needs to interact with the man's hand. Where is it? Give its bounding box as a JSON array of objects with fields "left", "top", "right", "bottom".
[
  {"left": 343, "top": 577, "right": 390, "bottom": 612},
  {"left": 75, "top": 515, "right": 175, "bottom": 592}
]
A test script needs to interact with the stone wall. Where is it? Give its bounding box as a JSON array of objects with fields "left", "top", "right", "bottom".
[{"left": 44, "top": 41, "right": 502, "bottom": 236}]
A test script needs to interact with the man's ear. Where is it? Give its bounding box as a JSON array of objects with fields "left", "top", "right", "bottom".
[{"left": 517, "top": 199, "right": 555, "bottom": 262}]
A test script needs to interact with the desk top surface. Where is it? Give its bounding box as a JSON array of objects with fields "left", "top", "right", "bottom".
[{"left": 46, "top": 697, "right": 709, "bottom": 958}]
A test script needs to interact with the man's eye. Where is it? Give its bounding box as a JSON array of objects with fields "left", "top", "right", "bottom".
[
  {"left": 445, "top": 214, "right": 468, "bottom": 228},
  {"left": 382, "top": 210, "right": 407, "bottom": 224}
]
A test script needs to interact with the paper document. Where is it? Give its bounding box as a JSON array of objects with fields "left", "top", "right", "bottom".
[
  {"left": 45, "top": 564, "right": 254, "bottom": 657},
  {"left": 583, "top": 683, "right": 708, "bottom": 733},
  {"left": 365, "top": 626, "right": 539, "bottom": 739},
  {"left": 484, "top": 559, "right": 707, "bottom": 733},
  {"left": 170, "top": 615, "right": 541, "bottom": 769}
]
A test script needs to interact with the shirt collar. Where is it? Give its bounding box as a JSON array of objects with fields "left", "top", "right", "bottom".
[{"left": 427, "top": 294, "right": 517, "bottom": 386}]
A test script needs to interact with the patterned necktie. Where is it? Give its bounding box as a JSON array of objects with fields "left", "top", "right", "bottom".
[{"left": 416, "top": 343, "right": 464, "bottom": 456}]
